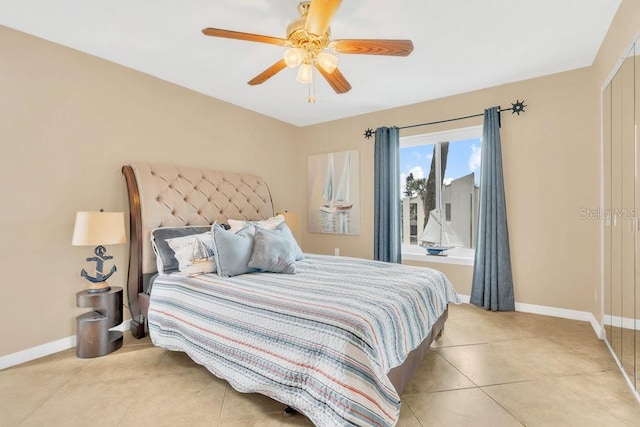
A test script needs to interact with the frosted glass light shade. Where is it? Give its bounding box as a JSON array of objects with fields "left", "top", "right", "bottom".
[
  {"left": 296, "top": 63, "right": 313, "bottom": 84},
  {"left": 283, "top": 48, "right": 305, "bottom": 68},
  {"left": 316, "top": 52, "right": 338, "bottom": 73},
  {"left": 72, "top": 211, "right": 127, "bottom": 246}
]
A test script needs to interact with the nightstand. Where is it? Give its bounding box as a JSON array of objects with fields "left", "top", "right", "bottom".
[{"left": 76, "top": 286, "right": 124, "bottom": 358}]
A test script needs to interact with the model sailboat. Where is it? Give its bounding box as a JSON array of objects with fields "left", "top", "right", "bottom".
[
  {"left": 320, "top": 152, "right": 353, "bottom": 213},
  {"left": 418, "top": 209, "right": 462, "bottom": 255}
]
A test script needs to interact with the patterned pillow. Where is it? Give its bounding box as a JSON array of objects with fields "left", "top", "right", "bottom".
[
  {"left": 150, "top": 226, "right": 210, "bottom": 274},
  {"left": 227, "top": 214, "right": 285, "bottom": 234},
  {"left": 166, "top": 232, "right": 216, "bottom": 276}
]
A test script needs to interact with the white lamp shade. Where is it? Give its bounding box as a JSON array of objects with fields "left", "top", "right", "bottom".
[
  {"left": 283, "top": 48, "right": 305, "bottom": 68},
  {"left": 278, "top": 211, "right": 298, "bottom": 233},
  {"left": 296, "top": 63, "right": 313, "bottom": 84},
  {"left": 316, "top": 52, "right": 338, "bottom": 74},
  {"left": 72, "top": 211, "right": 127, "bottom": 246}
]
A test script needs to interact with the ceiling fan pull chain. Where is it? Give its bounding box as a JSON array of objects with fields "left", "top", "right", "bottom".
[
  {"left": 312, "top": 65, "right": 317, "bottom": 103},
  {"left": 307, "top": 66, "right": 316, "bottom": 103}
]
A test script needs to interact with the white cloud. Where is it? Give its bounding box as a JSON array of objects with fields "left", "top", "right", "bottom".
[
  {"left": 401, "top": 166, "right": 425, "bottom": 195},
  {"left": 468, "top": 144, "right": 481, "bottom": 173},
  {"left": 408, "top": 166, "right": 425, "bottom": 180},
  {"left": 400, "top": 173, "right": 407, "bottom": 194},
  {"left": 443, "top": 177, "right": 453, "bottom": 185}
]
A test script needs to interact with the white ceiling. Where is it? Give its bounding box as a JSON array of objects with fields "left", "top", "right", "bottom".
[{"left": 0, "top": 0, "right": 621, "bottom": 127}]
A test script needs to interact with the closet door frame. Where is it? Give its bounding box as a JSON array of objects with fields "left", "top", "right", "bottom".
[{"left": 600, "top": 32, "right": 640, "bottom": 399}]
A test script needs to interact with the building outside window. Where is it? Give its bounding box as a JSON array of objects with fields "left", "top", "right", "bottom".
[
  {"left": 409, "top": 203, "right": 418, "bottom": 243},
  {"left": 400, "top": 126, "right": 482, "bottom": 261}
]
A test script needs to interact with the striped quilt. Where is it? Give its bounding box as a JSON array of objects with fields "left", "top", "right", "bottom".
[{"left": 148, "top": 254, "right": 459, "bottom": 426}]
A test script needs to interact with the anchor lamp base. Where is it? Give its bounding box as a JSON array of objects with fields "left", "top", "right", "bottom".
[{"left": 87, "top": 281, "right": 111, "bottom": 294}]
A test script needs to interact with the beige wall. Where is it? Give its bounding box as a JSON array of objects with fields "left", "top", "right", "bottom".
[
  {"left": 297, "top": 0, "right": 639, "bottom": 320},
  {"left": 0, "top": 26, "right": 301, "bottom": 357},
  {"left": 593, "top": 0, "right": 640, "bottom": 90},
  {"left": 298, "top": 68, "right": 601, "bottom": 316},
  {"left": 2, "top": 0, "right": 638, "bottom": 358},
  {"left": 402, "top": 261, "right": 473, "bottom": 296},
  {"left": 592, "top": 1, "right": 640, "bottom": 323}
]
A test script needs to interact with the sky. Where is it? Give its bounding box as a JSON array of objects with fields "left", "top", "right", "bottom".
[{"left": 400, "top": 137, "right": 481, "bottom": 194}]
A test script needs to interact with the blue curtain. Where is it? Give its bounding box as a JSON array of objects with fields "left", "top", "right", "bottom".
[
  {"left": 374, "top": 127, "right": 401, "bottom": 263},
  {"left": 470, "top": 107, "right": 515, "bottom": 311}
]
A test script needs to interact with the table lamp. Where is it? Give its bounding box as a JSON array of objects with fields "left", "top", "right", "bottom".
[
  {"left": 72, "top": 210, "right": 126, "bottom": 293},
  {"left": 278, "top": 210, "right": 299, "bottom": 237}
]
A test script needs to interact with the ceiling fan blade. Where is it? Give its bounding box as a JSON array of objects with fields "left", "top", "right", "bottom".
[
  {"left": 305, "top": 0, "right": 342, "bottom": 36},
  {"left": 202, "top": 28, "right": 288, "bottom": 46},
  {"left": 316, "top": 65, "right": 351, "bottom": 94},
  {"left": 248, "top": 59, "right": 288, "bottom": 85},
  {"left": 331, "top": 39, "right": 414, "bottom": 56}
]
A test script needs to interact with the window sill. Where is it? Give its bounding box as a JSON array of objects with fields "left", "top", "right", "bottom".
[{"left": 402, "top": 246, "right": 475, "bottom": 266}]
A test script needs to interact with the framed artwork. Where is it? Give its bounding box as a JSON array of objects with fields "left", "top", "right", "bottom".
[{"left": 307, "top": 149, "right": 360, "bottom": 235}]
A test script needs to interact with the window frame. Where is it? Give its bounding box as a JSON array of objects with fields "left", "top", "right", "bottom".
[{"left": 400, "top": 125, "right": 482, "bottom": 265}]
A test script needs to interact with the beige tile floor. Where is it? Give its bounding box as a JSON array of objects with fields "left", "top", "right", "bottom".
[{"left": 2, "top": 303, "right": 640, "bottom": 426}]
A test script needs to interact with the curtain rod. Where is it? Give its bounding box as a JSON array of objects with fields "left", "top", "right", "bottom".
[{"left": 362, "top": 99, "right": 526, "bottom": 139}]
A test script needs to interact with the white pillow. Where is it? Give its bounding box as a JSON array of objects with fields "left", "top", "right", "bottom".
[
  {"left": 166, "top": 232, "right": 216, "bottom": 276},
  {"left": 228, "top": 214, "right": 285, "bottom": 234}
]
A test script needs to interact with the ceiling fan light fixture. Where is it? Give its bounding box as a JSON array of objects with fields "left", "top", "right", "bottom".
[
  {"left": 283, "top": 47, "right": 306, "bottom": 68},
  {"left": 316, "top": 52, "right": 338, "bottom": 74},
  {"left": 202, "top": 0, "right": 412, "bottom": 96},
  {"left": 297, "top": 62, "right": 313, "bottom": 84}
]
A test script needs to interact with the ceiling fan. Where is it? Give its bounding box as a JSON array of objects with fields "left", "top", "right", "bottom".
[{"left": 201, "top": 0, "right": 413, "bottom": 99}]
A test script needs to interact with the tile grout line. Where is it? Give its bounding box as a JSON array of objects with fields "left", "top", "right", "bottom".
[
  {"left": 216, "top": 383, "right": 229, "bottom": 426},
  {"left": 478, "top": 369, "right": 637, "bottom": 426},
  {"left": 116, "top": 349, "right": 169, "bottom": 426},
  {"left": 433, "top": 347, "right": 481, "bottom": 389},
  {"left": 477, "top": 386, "right": 527, "bottom": 426},
  {"left": 400, "top": 397, "right": 425, "bottom": 427},
  {"left": 18, "top": 355, "right": 95, "bottom": 426}
]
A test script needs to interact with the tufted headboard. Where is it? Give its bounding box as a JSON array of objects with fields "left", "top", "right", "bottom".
[{"left": 122, "top": 163, "right": 274, "bottom": 337}]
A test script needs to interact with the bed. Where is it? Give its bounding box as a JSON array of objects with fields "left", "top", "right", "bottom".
[{"left": 122, "top": 162, "right": 459, "bottom": 426}]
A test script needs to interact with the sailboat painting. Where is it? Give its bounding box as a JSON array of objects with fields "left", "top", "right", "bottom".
[{"left": 307, "top": 150, "right": 360, "bottom": 234}]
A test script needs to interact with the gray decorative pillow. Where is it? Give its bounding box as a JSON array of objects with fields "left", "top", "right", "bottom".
[
  {"left": 211, "top": 222, "right": 259, "bottom": 277},
  {"left": 150, "top": 226, "right": 210, "bottom": 274},
  {"left": 248, "top": 227, "right": 297, "bottom": 274},
  {"left": 265, "top": 222, "right": 305, "bottom": 261}
]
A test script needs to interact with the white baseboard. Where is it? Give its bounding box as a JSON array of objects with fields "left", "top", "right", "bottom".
[
  {"left": 0, "top": 299, "right": 609, "bottom": 371},
  {"left": 603, "top": 315, "right": 640, "bottom": 331},
  {"left": 0, "top": 320, "right": 131, "bottom": 371},
  {"left": 457, "top": 294, "right": 471, "bottom": 303},
  {"left": 457, "top": 295, "right": 604, "bottom": 339}
]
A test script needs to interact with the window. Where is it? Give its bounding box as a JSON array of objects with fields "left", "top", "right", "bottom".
[
  {"left": 400, "top": 126, "right": 481, "bottom": 259},
  {"left": 410, "top": 224, "right": 418, "bottom": 244},
  {"left": 409, "top": 203, "right": 418, "bottom": 221}
]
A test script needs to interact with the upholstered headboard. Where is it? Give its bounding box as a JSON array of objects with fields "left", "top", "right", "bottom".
[{"left": 122, "top": 163, "right": 274, "bottom": 337}]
